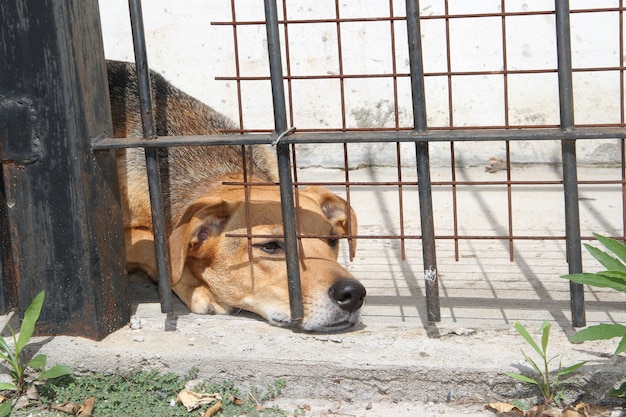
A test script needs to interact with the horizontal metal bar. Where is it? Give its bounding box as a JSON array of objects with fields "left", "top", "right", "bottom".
[
  {"left": 214, "top": 65, "right": 623, "bottom": 82},
  {"left": 223, "top": 233, "right": 610, "bottom": 241},
  {"left": 210, "top": 7, "right": 617, "bottom": 27},
  {"left": 92, "top": 126, "right": 626, "bottom": 149}
]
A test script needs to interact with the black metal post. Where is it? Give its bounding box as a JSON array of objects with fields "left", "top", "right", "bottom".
[
  {"left": 128, "top": 0, "right": 173, "bottom": 313},
  {"left": 0, "top": 0, "right": 129, "bottom": 338},
  {"left": 555, "top": 0, "right": 585, "bottom": 327},
  {"left": 406, "top": 0, "right": 441, "bottom": 322},
  {"left": 264, "top": 0, "right": 304, "bottom": 323},
  {"left": 0, "top": 173, "right": 13, "bottom": 314}
]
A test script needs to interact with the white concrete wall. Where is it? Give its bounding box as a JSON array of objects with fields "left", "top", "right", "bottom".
[{"left": 99, "top": 0, "right": 623, "bottom": 167}]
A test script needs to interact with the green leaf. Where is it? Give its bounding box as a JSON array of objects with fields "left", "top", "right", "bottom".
[
  {"left": 0, "top": 329, "right": 17, "bottom": 366},
  {"left": 562, "top": 272, "right": 626, "bottom": 292},
  {"left": 540, "top": 321, "right": 551, "bottom": 355},
  {"left": 0, "top": 382, "right": 18, "bottom": 391},
  {"left": 16, "top": 290, "right": 45, "bottom": 354},
  {"left": 504, "top": 372, "right": 539, "bottom": 385},
  {"left": 594, "top": 233, "right": 626, "bottom": 265},
  {"left": 513, "top": 322, "right": 543, "bottom": 357},
  {"left": 0, "top": 351, "right": 14, "bottom": 366},
  {"left": 615, "top": 336, "right": 626, "bottom": 355},
  {"left": 0, "top": 399, "right": 11, "bottom": 417},
  {"left": 521, "top": 350, "right": 543, "bottom": 376},
  {"left": 569, "top": 323, "right": 626, "bottom": 342},
  {"left": 557, "top": 361, "right": 587, "bottom": 377},
  {"left": 610, "top": 381, "right": 626, "bottom": 397},
  {"left": 40, "top": 364, "right": 72, "bottom": 380},
  {"left": 584, "top": 243, "right": 626, "bottom": 271},
  {"left": 597, "top": 270, "right": 626, "bottom": 281},
  {"left": 0, "top": 337, "right": 13, "bottom": 359},
  {"left": 27, "top": 354, "right": 47, "bottom": 370}
]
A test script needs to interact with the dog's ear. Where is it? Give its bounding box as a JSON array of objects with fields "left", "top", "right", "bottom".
[
  {"left": 168, "top": 197, "right": 238, "bottom": 285},
  {"left": 301, "top": 186, "right": 358, "bottom": 259}
]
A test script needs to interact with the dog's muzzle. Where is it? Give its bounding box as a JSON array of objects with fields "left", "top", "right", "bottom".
[{"left": 269, "top": 278, "right": 366, "bottom": 333}]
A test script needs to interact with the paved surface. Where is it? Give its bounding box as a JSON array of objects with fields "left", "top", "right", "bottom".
[{"left": 2, "top": 165, "right": 626, "bottom": 416}]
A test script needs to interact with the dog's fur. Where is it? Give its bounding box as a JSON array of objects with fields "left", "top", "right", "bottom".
[{"left": 107, "top": 60, "right": 366, "bottom": 332}]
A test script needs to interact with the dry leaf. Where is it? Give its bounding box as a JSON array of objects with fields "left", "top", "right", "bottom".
[
  {"left": 51, "top": 401, "right": 80, "bottom": 414},
  {"left": 26, "top": 384, "right": 40, "bottom": 401},
  {"left": 527, "top": 403, "right": 548, "bottom": 417},
  {"left": 0, "top": 396, "right": 8, "bottom": 404},
  {"left": 562, "top": 406, "right": 585, "bottom": 417},
  {"left": 203, "top": 400, "right": 222, "bottom": 417},
  {"left": 176, "top": 389, "right": 221, "bottom": 411},
  {"left": 487, "top": 402, "right": 523, "bottom": 413},
  {"left": 13, "top": 395, "right": 30, "bottom": 410},
  {"left": 538, "top": 408, "right": 562, "bottom": 417},
  {"left": 575, "top": 403, "right": 610, "bottom": 417},
  {"left": 78, "top": 397, "right": 95, "bottom": 417}
]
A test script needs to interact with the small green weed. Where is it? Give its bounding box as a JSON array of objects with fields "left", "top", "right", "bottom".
[
  {"left": 0, "top": 290, "right": 72, "bottom": 416},
  {"left": 561, "top": 232, "right": 626, "bottom": 397},
  {"left": 505, "top": 321, "right": 586, "bottom": 406},
  {"left": 35, "top": 368, "right": 300, "bottom": 417}
]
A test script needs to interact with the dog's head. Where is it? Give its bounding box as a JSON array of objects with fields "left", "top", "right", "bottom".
[{"left": 168, "top": 185, "right": 366, "bottom": 332}]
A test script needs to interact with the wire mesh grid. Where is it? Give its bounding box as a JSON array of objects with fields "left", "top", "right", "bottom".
[
  {"left": 206, "top": 0, "right": 626, "bottom": 326},
  {"left": 90, "top": 0, "right": 626, "bottom": 327}
]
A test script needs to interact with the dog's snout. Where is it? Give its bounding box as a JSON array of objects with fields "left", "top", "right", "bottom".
[{"left": 328, "top": 278, "right": 366, "bottom": 312}]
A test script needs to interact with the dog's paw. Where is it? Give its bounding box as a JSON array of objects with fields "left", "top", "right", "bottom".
[{"left": 188, "top": 287, "right": 231, "bottom": 315}]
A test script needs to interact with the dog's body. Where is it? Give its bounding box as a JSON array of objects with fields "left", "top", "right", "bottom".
[{"left": 107, "top": 60, "right": 365, "bottom": 332}]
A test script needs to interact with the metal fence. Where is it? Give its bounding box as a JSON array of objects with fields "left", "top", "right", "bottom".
[
  {"left": 96, "top": 0, "right": 626, "bottom": 328},
  {"left": 3, "top": 0, "right": 626, "bottom": 338}
]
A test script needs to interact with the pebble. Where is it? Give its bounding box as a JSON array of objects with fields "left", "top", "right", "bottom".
[{"left": 129, "top": 316, "right": 143, "bottom": 330}]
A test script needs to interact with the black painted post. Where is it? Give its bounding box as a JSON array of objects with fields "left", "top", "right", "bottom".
[
  {"left": 0, "top": 0, "right": 130, "bottom": 339},
  {"left": 0, "top": 178, "right": 13, "bottom": 314}
]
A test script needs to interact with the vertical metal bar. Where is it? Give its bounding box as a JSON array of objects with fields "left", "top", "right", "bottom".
[
  {"left": 500, "top": 1, "right": 515, "bottom": 262},
  {"left": 406, "top": 0, "right": 440, "bottom": 322},
  {"left": 264, "top": 0, "right": 304, "bottom": 323},
  {"left": 619, "top": 0, "right": 626, "bottom": 242},
  {"left": 555, "top": 0, "right": 585, "bottom": 327},
  {"left": 128, "top": 0, "right": 173, "bottom": 313}
]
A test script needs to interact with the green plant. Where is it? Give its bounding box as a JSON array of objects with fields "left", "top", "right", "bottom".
[
  {"left": 35, "top": 368, "right": 300, "bottom": 417},
  {"left": 562, "top": 233, "right": 626, "bottom": 353},
  {"left": 39, "top": 368, "right": 193, "bottom": 417},
  {"left": 0, "top": 290, "right": 72, "bottom": 415},
  {"left": 505, "top": 321, "right": 586, "bottom": 406},
  {"left": 561, "top": 232, "right": 626, "bottom": 397}
]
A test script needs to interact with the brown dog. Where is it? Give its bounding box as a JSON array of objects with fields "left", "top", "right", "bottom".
[{"left": 107, "top": 60, "right": 366, "bottom": 332}]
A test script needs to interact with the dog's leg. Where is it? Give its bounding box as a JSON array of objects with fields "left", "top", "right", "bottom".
[
  {"left": 124, "top": 228, "right": 158, "bottom": 277},
  {"left": 171, "top": 273, "right": 232, "bottom": 315},
  {"left": 126, "top": 227, "right": 231, "bottom": 314}
]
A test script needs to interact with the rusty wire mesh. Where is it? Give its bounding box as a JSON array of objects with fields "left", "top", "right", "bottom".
[{"left": 212, "top": 1, "right": 626, "bottom": 250}]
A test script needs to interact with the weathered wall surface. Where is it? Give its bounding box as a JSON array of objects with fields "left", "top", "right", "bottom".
[{"left": 99, "top": 0, "right": 622, "bottom": 167}]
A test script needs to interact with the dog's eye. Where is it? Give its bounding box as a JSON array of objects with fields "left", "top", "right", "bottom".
[
  {"left": 255, "top": 241, "right": 284, "bottom": 255},
  {"left": 328, "top": 237, "right": 339, "bottom": 248}
]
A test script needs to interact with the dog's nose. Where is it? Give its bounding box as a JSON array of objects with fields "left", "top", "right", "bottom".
[{"left": 328, "top": 278, "right": 366, "bottom": 312}]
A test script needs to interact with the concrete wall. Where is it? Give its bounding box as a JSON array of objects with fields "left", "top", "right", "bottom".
[{"left": 99, "top": 0, "right": 623, "bottom": 167}]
